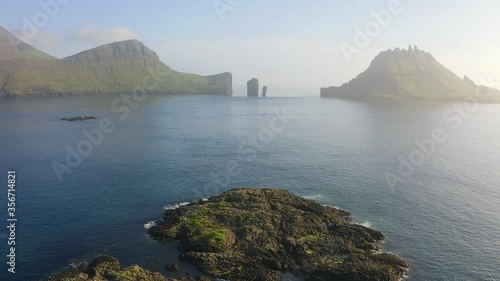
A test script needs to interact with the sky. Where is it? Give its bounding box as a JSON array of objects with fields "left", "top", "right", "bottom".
[{"left": 2, "top": 0, "right": 500, "bottom": 93}]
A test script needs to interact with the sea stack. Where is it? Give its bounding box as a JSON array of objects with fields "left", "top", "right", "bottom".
[
  {"left": 262, "top": 86, "right": 267, "bottom": 97},
  {"left": 247, "top": 78, "right": 259, "bottom": 97}
]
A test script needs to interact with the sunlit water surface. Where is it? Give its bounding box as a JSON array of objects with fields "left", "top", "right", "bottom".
[{"left": 1, "top": 94, "right": 499, "bottom": 281}]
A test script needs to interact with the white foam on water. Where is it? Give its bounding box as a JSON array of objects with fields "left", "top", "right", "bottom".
[
  {"left": 163, "top": 201, "right": 190, "bottom": 210},
  {"left": 321, "top": 204, "right": 347, "bottom": 211},
  {"left": 304, "top": 194, "right": 323, "bottom": 199},
  {"left": 359, "top": 221, "right": 372, "bottom": 228},
  {"left": 143, "top": 220, "right": 157, "bottom": 229}
]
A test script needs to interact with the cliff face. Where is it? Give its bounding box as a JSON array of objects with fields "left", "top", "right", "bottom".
[
  {"left": 321, "top": 46, "right": 500, "bottom": 101},
  {"left": 0, "top": 27, "right": 232, "bottom": 98}
]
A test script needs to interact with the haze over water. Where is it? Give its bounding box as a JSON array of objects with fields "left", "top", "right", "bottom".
[{"left": 1, "top": 93, "right": 500, "bottom": 280}]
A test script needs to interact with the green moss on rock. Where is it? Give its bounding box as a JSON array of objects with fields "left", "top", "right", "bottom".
[{"left": 149, "top": 188, "right": 409, "bottom": 281}]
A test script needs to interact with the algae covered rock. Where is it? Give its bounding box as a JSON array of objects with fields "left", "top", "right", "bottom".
[
  {"left": 45, "top": 255, "right": 196, "bottom": 281},
  {"left": 149, "top": 188, "right": 409, "bottom": 281}
]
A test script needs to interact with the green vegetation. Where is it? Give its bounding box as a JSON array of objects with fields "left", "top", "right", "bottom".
[
  {"left": 195, "top": 229, "right": 228, "bottom": 249},
  {"left": 0, "top": 27, "right": 232, "bottom": 98},
  {"left": 298, "top": 234, "right": 320, "bottom": 244},
  {"left": 181, "top": 216, "right": 216, "bottom": 231},
  {"left": 177, "top": 205, "right": 232, "bottom": 251},
  {"left": 116, "top": 270, "right": 131, "bottom": 277}
]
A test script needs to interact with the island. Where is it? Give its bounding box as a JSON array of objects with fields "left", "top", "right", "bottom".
[
  {"left": 0, "top": 26, "right": 232, "bottom": 98},
  {"left": 46, "top": 188, "right": 409, "bottom": 281},
  {"left": 321, "top": 45, "right": 500, "bottom": 102}
]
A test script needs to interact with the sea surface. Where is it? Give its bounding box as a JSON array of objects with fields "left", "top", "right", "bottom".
[{"left": 1, "top": 93, "right": 500, "bottom": 281}]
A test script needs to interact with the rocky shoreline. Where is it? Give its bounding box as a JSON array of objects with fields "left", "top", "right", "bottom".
[
  {"left": 48, "top": 188, "right": 409, "bottom": 281},
  {"left": 45, "top": 255, "right": 209, "bottom": 281}
]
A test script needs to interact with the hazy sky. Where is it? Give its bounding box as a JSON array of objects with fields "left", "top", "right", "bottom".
[{"left": 3, "top": 0, "right": 500, "bottom": 92}]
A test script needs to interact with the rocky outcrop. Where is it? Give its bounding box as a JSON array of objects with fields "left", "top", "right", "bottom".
[
  {"left": 45, "top": 255, "right": 202, "bottom": 281},
  {"left": 165, "top": 264, "right": 179, "bottom": 271},
  {"left": 262, "top": 85, "right": 267, "bottom": 97},
  {"left": 149, "top": 188, "right": 409, "bottom": 281},
  {"left": 247, "top": 78, "right": 259, "bottom": 96},
  {"left": 61, "top": 116, "right": 96, "bottom": 121}
]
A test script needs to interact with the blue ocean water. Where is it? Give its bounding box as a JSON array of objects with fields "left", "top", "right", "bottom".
[{"left": 1, "top": 94, "right": 499, "bottom": 281}]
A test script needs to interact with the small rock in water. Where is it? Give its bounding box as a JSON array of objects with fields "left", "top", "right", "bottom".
[
  {"left": 165, "top": 263, "right": 179, "bottom": 271},
  {"left": 61, "top": 116, "right": 96, "bottom": 121}
]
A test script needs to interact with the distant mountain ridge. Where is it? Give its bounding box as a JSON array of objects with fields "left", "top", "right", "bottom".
[
  {"left": 0, "top": 26, "right": 56, "bottom": 61},
  {"left": 321, "top": 46, "right": 500, "bottom": 101},
  {"left": 0, "top": 27, "right": 232, "bottom": 98},
  {"left": 64, "top": 39, "right": 157, "bottom": 62}
]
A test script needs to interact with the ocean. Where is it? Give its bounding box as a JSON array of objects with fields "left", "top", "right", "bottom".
[{"left": 1, "top": 93, "right": 499, "bottom": 280}]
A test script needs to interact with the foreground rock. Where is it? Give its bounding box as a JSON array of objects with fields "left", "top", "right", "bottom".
[
  {"left": 45, "top": 255, "right": 202, "bottom": 281},
  {"left": 61, "top": 116, "right": 96, "bottom": 121},
  {"left": 149, "top": 188, "right": 409, "bottom": 281}
]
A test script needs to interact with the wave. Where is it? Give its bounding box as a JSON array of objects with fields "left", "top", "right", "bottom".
[
  {"left": 163, "top": 198, "right": 209, "bottom": 211},
  {"left": 145, "top": 200, "right": 208, "bottom": 230},
  {"left": 163, "top": 201, "right": 190, "bottom": 210},
  {"left": 359, "top": 221, "right": 372, "bottom": 228},
  {"left": 321, "top": 203, "right": 347, "bottom": 212},
  {"left": 143, "top": 220, "right": 157, "bottom": 229},
  {"left": 304, "top": 194, "right": 323, "bottom": 199}
]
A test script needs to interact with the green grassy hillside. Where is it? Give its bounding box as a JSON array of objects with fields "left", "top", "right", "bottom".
[
  {"left": 321, "top": 46, "right": 499, "bottom": 101},
  {"left": 0, "top": 28, "right": 231, "bottom": 98}
]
